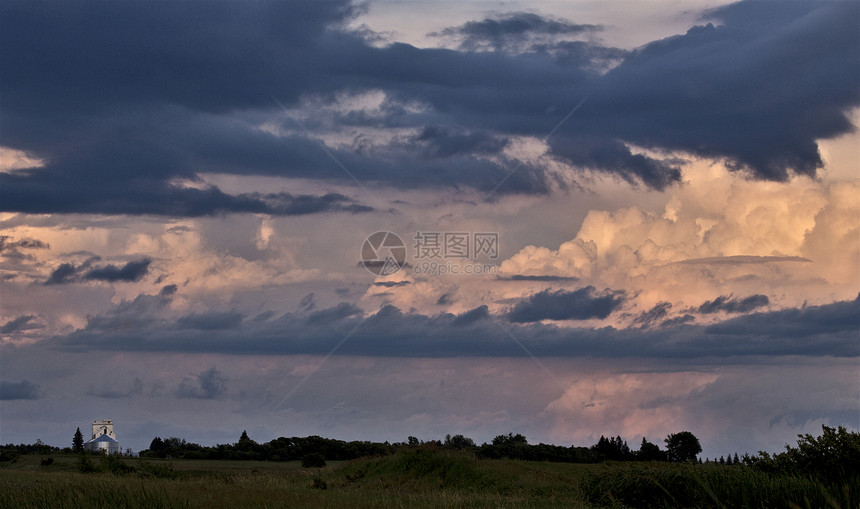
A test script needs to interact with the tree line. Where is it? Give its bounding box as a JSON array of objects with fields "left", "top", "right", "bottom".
[
  {"left": 133, "top": 429, "right": 703, "bottom": 465},
  {"left": 2, "top": 424, "right": 856, "bottom": 483}
]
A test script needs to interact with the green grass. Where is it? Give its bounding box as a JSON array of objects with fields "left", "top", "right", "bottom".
[{"left": 0, "top": 451, "right": 855, "bottom": 508}]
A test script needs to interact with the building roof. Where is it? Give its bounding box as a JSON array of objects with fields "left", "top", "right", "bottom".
[{"left": 87, "top": 434, "right": 119, "bottom": 443}]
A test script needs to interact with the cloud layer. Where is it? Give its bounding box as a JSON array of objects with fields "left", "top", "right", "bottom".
[
  {"left": 1, "top": 0, "right": 858, "bottom": 216},
  {"left": 36, "top": 289, "right": 859, "bottom": 359}
]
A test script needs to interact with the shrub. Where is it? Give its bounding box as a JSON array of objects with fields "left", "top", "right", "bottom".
[
  {"left": 137, "top": 460, "right": 178, "bottom": 479},
  {"left": 301, "top": 453, "right": 326, "bottom": 468},
  {"left": 746, "top": 425, "right": 860, "bottom": 484},
  {"left": 76, "top": 454, "right": 98, "bottom": 473},
  {"left": 101, "top": 454, "right": 136, "bottom": 475}
]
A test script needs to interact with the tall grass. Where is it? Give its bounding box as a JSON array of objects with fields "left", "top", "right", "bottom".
[
  {"left": 1, "top": 451, "right": 855, "bottom": 508},
  {"left": 0, "top": 473, "right": 191, "bottom": 509},
  {"left": 581, "top": 462, "right": 857, "bottom": 508}
]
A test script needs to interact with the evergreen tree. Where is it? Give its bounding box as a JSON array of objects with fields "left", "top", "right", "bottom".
[
  {"left": 637, "top": 437, "right": 664, "bottom": 461},
  {"left": 73, "top": 427, "right": 84, "bottom": 452},
  {"left": 733, "top": 452, "right": 740, "bottom": 465}
]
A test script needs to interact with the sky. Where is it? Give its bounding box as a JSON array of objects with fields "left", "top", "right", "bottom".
[{"left": 0, "top": 0, "right": 858, "bottom": 460}]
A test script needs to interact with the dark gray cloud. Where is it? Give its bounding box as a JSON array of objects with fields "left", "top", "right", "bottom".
[
  {"left": 497, "top": 275, "right": 579, "bottom": 282},
  {"left": 0, "top": 379, "right": 40, "bottom": 400},
  {"left": 299, "top": 293, "right": 317, "bottom": 312},
  {"left": 0, "top": 315, "right": 41, "bottom": 334},
  {"left": 175, "top": 311, "right": 244, "bottom": 331},
  {"left": 175, "top": 367, "right": 228, "bottom": 400},
  {"left": 0, "top": 236, "right": 49, "bottom": 254},
  {"left": 372, "top": 281, "right": 412, "bottom": 287},
  {"left": 696, "top": 294, "right": 769, "bottom": 314},
  {"left": 307, "top": 302, "right": 363, "bottom": 324},
  {"left": 36, "top": 295, "right": 860, "bottom": 359},
  {"left": 705, "top": 294, "right": 860, "bottom": 340},
  {"left": 507, "top": 286, "right": 626, "bottom": 322},
  {"left": 405, "top": 126, "right": 509, "bottom": 159},
  {"left": 576, "top": 0, "right": 860, "bottom": 181},
  {"left": 451, "top": 305, "right": 490, "bottom": 326},
  {"left": 44, "top": 261, "right": 93, "bottom": 285},
  {"left": 159, "top": 284, "right": 179, "bottom": 297},
  {"left": 635, "top": 302, "right": 673, "bottom": 326},
  {"left": 677, "top": 256, "right": 812, "bottom": 265},
  {"left": 661, "top": 314, "right": 695, "bottom": 328},
  {"left": 432, "top": 12, "right": 602, "bottom": 53},
  {"left": 35, "top": 296, "right": 860, "bottom": 359},
  {"left": 1, "top": 0, "right": 857, "bottom": 215},
  {"left": 547, "top": 136, "right": 682, "bottom": 190},
  {"left": 84, "top": 258, "right": 152, "bottom": 283},
  {"left": 45, "top": 258, "right": 152, "bottom": 285},
  {"left": 82, "top": 289, "right": 174, "bottom": 332}
]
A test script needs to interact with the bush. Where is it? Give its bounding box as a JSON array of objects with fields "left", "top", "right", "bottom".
[
  {"left": 301, "top": 453, "right": 326, "bottom": 468},
  {"left": 746, "top": 425, "right": 860, "bottom": 483},
  {"left": 101, "top": 454, "right": 135, "bottom": 475},
  {"left": 0, "top": 449, "right": 19, "bottom": 462},
  {"left": 137, "top": 460, "right": 178, "bottom": 479},
  {"left": 76, "top": 454, "right": 98, "bottom": 473}
]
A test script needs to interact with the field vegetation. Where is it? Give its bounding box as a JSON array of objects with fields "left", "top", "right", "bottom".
[{"left": 0, "top": 426, "right": 856, "bottom": 508}]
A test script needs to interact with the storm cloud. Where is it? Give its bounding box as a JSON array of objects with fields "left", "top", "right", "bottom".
[
  {"left": 431, "top": 11, "right": 603, "bottom": 53},
  {"left": 0, "top": 236, "right": 49, "bottom": 253},
  {"left": 175, "top": 367, "right": 228, "bottom": 400},
  {"left": 36, "top": 294, "right": 860, "bottom": 359},
  {"left": 507, "top": 286, "right": 626, "bottom": 322},
  {"left": 0, "top": 315, "right": 41, "bottom": 334},
  {"left": 45, "top": 258, "right": 152, "bottom": 285},
  {"left": 696, "top": 294, "right": 770, "bottom": 314},
  {"left": 1, "top": 0, "right": 857, "bottom": 216}
]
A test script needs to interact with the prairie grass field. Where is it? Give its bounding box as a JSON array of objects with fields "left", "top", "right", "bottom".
[{"left": 0, "top": 449, "right": 855, "bottom": 508}]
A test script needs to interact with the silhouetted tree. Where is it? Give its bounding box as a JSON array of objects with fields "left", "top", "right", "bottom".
[
  {"left": 444, "top": 434, "right": 475, "bottom": 449},
  {"left": 240, "top": 430, "right": 250, "bottom": 441},
  {"left": 72, "top": 428, "right": 84, "bottom": 452},
  {"left": 664, "top": 431, "right": 702, "bottom": 462},
  {"left": 733, "top": 453, "right": 740, "bottom": 465},
  {"left": 407, "top": 436, "right": 419, "bottom": 446},
  {"left": 492, "top": 433, "right": 528, "bottom": 446},
  {"left": 149, "top": 437, "right": 165, "bottom": 451},
  {"left": 592, "top": 435, "right": 633, "bottom": 461},
  {"left": 637, "top": 437, "right": 665, "bottom": 461},
  {"left": 745, "top": 425, "right": 860, "bottom": 483}
]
